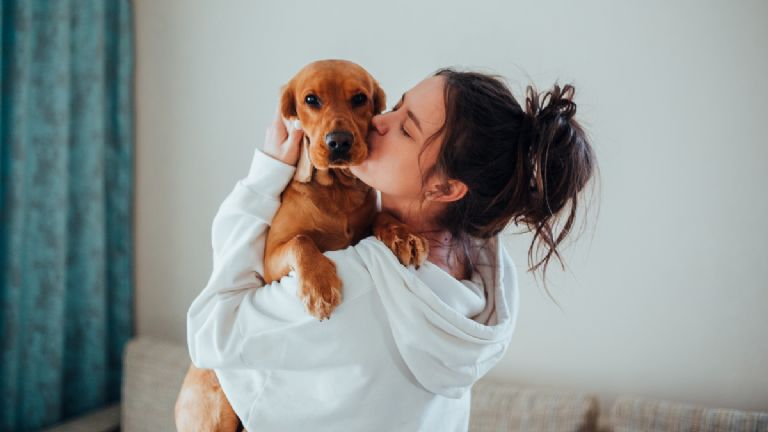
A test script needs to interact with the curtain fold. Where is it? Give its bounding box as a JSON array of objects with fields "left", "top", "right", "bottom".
[{"left": 0, "top": 1, "right": 134, "bottom": 430}]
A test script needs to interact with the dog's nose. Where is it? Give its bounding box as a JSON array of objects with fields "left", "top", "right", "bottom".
[{"left": 325, "top": 131, "right": 353, "bottom": 160}]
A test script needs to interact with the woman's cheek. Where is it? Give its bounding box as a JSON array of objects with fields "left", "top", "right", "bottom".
[{"left": 351, "top": 161, "right": 373, "bottom": 184}]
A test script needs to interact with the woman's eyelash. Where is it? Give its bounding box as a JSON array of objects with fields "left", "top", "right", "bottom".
[
  {"left": 400, "top": 125, "right": 411, "bottom": 138},
  {"left": 390, "top": 104, "right": 410, "bottom": 137}
]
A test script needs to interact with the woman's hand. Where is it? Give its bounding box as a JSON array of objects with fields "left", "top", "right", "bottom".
[{"left": 262, "top": 107, "right": 303, "bottom": 166}]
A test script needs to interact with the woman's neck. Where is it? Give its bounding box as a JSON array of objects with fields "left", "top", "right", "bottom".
[
  {"left": 380, "top": 192, "right": 444, "bottom": 234},
  {"left": 381, "top": 193, "right": 470, "bottom": 279}
]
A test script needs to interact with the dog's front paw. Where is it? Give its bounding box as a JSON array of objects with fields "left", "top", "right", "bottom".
[
  {"left": 297, "top": 256, "right": 342, "bottom": 321},
  {"left": 373, "top": 212, "right": 430, "bottom": 269}
]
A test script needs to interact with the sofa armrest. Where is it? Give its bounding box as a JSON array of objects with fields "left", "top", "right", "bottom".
[
  {"left": 122, "top": 337, "right": 192, "bottom": 432},
  {"left": 40, "top": 403, "right": 120, "bottom": 432}
]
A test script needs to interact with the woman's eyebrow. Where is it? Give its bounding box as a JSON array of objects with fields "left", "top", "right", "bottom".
[{"left": 400, "top": 93, "right": 422, "bottom": 133}]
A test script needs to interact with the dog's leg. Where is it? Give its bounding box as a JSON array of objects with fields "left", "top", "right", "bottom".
[
  {"left": 373, "top": 212, "right": 430, "bottom": 269},
  {"left": 265, "top": 234, "right": 342, "bottom": 320},
  {"left": 175, "top": 364, "right": 241, "bottom": 432}
]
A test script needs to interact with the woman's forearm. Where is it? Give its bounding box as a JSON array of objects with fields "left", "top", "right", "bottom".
[{"left": 186, "top": 148, "right": 297, "bottom": 368}]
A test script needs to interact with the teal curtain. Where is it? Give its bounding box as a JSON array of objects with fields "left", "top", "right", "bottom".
[{"left": 0, "top": 1, "right": 133, "bottom": 430}]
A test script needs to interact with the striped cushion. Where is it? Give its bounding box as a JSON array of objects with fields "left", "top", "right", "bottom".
[
  {"left": 611, "top": 396, "right": 768, "bottom": 432},
  {"left": 470, "top": 380, "right": 599, "bottom": 432}
]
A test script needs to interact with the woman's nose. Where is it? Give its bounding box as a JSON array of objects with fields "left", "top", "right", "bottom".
[{"left": 370, "top": 113, "right": 388, "bottom": 134}]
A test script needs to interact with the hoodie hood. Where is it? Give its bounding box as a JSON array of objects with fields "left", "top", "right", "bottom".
[{"left": 353, "top": 235, "right": 519, "bottom": 399}]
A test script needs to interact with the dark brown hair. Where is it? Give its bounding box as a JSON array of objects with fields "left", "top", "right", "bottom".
[{"left": 419, "top": 68, "right": 598, "bottom": 298}]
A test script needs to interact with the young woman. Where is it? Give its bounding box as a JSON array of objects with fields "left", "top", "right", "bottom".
[{"left": 186, "top": 68, "right": 596, "bottom": 431}]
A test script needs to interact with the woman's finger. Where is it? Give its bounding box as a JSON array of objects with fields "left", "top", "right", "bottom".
[
  {"left": 271, "top": 106, "right": 288, "bottom": 141},
  {"left": 285, "top": 118, "right": 301, "bottom": 131},
  {"left": 284, "top": 124, "right": 304, "bottom": 163}
]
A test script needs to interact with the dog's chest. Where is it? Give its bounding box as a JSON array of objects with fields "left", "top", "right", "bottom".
[{"left": 284, "top": 179, "right": 376, "bottom": 250}]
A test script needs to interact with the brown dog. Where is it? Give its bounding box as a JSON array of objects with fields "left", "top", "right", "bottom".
[
  {"left": 175, "top": 60, "right": 429, "bottom": 431},
  {"left": 263, "top": 59, "right": 384, "bottom": 320}
]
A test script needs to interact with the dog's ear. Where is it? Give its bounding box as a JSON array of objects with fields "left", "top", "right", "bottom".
[
  {"left": 293, "top": 137, "right": 314, "bottom": 183},
  {"left": 372, "top": 80, "right": 387, "bottom": 115},
  {"left": 280, "top": 80, "right": 297, "bottom": 118}
]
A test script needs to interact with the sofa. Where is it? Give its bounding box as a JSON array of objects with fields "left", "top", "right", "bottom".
[{"left": 41, "top": 337, "right": 767, "bottom": 432}]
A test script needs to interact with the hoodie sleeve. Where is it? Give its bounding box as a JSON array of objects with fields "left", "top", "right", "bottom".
[{"left": 186, "top": 148, "right": 315, "bottom": 369}]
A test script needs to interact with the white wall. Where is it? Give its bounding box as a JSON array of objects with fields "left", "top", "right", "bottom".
[{"left": 134, "top": 0, "right": 768, "bottom": 412}]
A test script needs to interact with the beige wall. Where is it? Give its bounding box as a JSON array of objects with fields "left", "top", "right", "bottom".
[{"left": 134, "top": 0, "right": 768, "bottom": 412}]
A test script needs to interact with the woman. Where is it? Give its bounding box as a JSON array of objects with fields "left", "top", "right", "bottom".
[{"left": 186, "top": 68, "right": 596, "bottom": 431}]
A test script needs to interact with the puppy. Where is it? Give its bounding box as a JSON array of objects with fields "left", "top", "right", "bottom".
[
  {"left": 263, "top": 59, "right": 384, "bottom": 320},
  {"left": 176, "top": 59, "right": 428, "bottom": 432}
]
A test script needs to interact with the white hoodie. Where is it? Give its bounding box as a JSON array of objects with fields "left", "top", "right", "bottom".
[{"left": 187, "top": 148, "right": 520, "bottom": 432}]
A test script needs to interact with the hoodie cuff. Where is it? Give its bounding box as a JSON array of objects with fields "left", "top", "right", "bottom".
[{"left": 242, "top": 148, "right": 297, "bottom": 198}]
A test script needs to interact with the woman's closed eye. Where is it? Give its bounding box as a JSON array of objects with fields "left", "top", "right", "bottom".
[{"left": 391, "top": 103, "right": 412, "bottom": 138}]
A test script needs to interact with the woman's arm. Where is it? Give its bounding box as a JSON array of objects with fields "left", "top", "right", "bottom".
[
  {"left": 186, "top": 146, "right": 307, "bottom": 368},
  {"left": 186, "top": 110, "right": 310, "bottom": 368},
  {"left": 187, "top": 145, "right": 375, "bottom": 370}
]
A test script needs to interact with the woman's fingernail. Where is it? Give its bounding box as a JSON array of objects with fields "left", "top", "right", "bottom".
[{"left": 293, "top": 120, "right": 302, "bottom": 130}]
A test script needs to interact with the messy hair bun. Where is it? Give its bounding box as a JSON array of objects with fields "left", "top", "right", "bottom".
[
  {"left": 520, "top": 84, "right": 595, "bottom": 274},
  {"left": 421, "top": 69, "right": 597, "bottom": 295}
]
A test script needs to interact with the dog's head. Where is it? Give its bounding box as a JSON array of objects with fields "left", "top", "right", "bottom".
[{"left": 280, "top": 59, "right": 386, "bottom": 183}]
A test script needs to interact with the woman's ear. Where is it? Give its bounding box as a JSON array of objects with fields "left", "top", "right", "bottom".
[
  {"left": 280, "top": 81, "right": 297, "bottom": 118},
  {"left": 372, "top": 80, "right": 387, "bottom": 114},
  {"left": 425, "top": 179, "right": 468, "bottom": 203}
]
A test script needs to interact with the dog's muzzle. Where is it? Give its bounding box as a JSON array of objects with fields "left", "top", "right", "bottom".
[{"left": 325, "top": 130, "right": 353, "bottom": 163}]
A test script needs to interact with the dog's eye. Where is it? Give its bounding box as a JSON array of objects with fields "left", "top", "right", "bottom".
[
  {"left": 305, "top": 94, "right": 320, "bottom": 107},
  {"left": 351, "top": 93, "right": 367, "bottom": 107}
]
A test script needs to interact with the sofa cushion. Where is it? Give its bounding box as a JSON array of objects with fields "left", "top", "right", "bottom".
[
  {"left": 610, "top": 396, "right": 768, "bottom": 432},
  {"left": 469, "top": 380, "right": 599, "bottom": 432}
]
